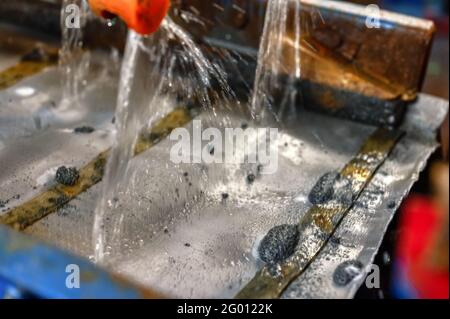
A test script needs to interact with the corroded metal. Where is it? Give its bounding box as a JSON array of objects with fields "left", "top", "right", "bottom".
[
  {"left": 170, "top": 0, "right": 435, "bottom": 126},
  {"left": 1, "top": 0, "right": 435, "bottom": 126},
  {"left": 0, "top": 108, "right": 192, "bottom": 231},
  {"left": 236, "top": 127, "right": 404, "bottom": 299}
]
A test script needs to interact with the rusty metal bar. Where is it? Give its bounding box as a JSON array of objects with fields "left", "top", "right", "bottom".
[{"left": 0, "top": 0, "right": 436, "bottom": 126}]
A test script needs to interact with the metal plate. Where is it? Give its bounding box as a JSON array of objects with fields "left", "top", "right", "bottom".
[{"left": 0, "top": 59, "right": 448, "bottom": 298}]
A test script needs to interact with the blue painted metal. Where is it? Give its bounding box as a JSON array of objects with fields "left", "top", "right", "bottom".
[
  {"left": 0, "top": 225, "right": 145, "bottom": 299},
  {"left": 0, "top": 276, "right": 32, "bottom": 299},
  {"left": 391, "top": 260, "right": 420, "bottom": 299}
]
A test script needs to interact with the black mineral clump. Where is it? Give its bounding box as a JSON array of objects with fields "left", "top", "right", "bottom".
[
  {"left": 309, "top": 172, "right": 353, "bottom": 206},
  {"left": 309, "top": 172, "right": 339, "bottom": 205},
  {"left": 330, "top": 236, "right": 341, "bottom": 246},
  {"left": 21, "top": 48, "right": 50, "bottom": 62},
  {"left": 247, "top": 173, "right": 256, "bottom": 184},
  {"left": 55, "top": 166, "right": 79, "bottom": 186},
  {"left": 74, "top": 126, "right": 95, "bottom": 134},
  {"left": 333, "top": 260, "right": 364, "bottom": 286},
  {"left": 258, "top": 224, "right": 300, "bottom": 265},
  {"left": 387, "top": 201, "right": 396, "bottom": 209}
]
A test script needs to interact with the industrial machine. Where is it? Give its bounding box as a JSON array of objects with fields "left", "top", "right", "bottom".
[{"left": 0, "top": 0, "right": 448, "bottom": 299}]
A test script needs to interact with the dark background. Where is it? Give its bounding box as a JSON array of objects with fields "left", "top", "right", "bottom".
[{"left": 347, "top": 0, "right": 449, "bottom": 299}]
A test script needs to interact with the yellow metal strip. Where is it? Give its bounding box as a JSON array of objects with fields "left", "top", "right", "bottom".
[
  {"left": 0, "top": 48, "right": 59, "bottom": 90},
  {"left": 0, "top": 60, "right": 55, "bottom": 90},
  {"left": 0, "top": 108, "right": 192, "bottom": 231},
  {"left": 236, "top": 127, "right": 404, "bottom": 299}
]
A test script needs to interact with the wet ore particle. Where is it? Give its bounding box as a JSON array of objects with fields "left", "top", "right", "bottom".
[
  {"left": 330, "top": 236, "right": 341, "bottom": 246},
  {"left": 258, "top": 224, "right": 300, "bottom": 265},
  {"left": 257, "top": 164, "right": 264, "bottom": 174},
  {"left": 247, "top": 173, "right": 256, "bottom": 184},
  {"left": 308, "top": 172, "right": 339, "bottom": 205},
  {"left": 222, "top": 193, "right": 229, "bottom": 200},
  {"left": 74, "top": 126, "right": 95, "bottom": 134},
  {"left": 388, "top": 201, "right": 396, "bottom": 209},
  {"left": 55, "top": 166, "right": 79, "bottom": 186},
  {"left": 333, "top": 260, "right": 364, "bottom": 286},
  {"left": 21, "top": 48, "right": 46, "bottom": 62}
]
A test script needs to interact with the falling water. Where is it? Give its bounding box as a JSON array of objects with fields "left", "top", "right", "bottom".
[
  {"left": 93, "top": 18, "right": 236, "bottom": 264},
  {"left": 91, "top": 0, "right": 304, "bottom": 296},
  {"left": 59, "top": 0, "right": 91, "bottom": 110},
  {"left": 251, "top": 0, "right": 302, "bottom": 124}
]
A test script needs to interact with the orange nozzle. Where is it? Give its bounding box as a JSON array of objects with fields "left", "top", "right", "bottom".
[{"left": 88, "top": 0, "right": 170, "bottom": 35}]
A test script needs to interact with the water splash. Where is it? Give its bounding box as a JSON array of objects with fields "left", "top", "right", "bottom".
[
  {"left": 251, "top": 0, "right": 302, "bottom": 124},
  {"left": 59, "top": 0, "right": 91, "bottom": 110},
  {"left": 91, "top": 0, "right": 304, "bottom": 295},
  {"left": 93, "top": 18, "right": 236, "bottom": 264}
]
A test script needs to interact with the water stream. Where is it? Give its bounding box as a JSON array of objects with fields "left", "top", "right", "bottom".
[
  {"left": 59, "top": 0, "right": 91, "bottom": 110},
  {"left": 93, "top": 17, "right": 237, "bottom": 263},
  {"left": 252, "top": 0, "right": 301, "bottom": 124},
  {"left": 90, "top": 0, "right": 303, "bottom": 295}
]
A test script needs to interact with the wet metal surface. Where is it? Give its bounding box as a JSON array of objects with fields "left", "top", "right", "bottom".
[
  {"left": 281, "top": 95, "right": 448, "bottom": 299},
  {"left": 0, "top": 108, "right": 191, "bottom": 231},
  {"left": 0, "top": 45, "right": 447, "bottom": 299},
  {"left": 0, "top": 47, "right": 58, "bottom": 90},
  {"left": 236, "top": 127, "right": 403, "bottom": 299},
  {"left": 0, "top": 73, "right": 443, "bottom": 298}
]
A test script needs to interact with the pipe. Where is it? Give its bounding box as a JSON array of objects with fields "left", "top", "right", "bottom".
[{"left": 88, "top": 0, "right": 170, "bottom": 35}]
